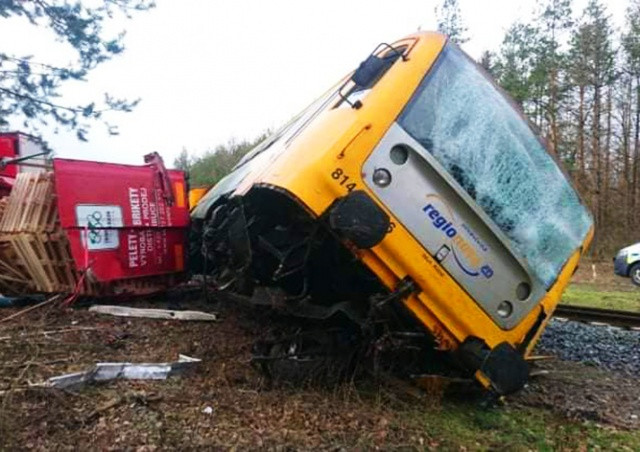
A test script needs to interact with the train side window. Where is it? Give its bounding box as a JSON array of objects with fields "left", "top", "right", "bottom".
[{"left": 335, "top": 44, "right": 407, "bottom": 109}]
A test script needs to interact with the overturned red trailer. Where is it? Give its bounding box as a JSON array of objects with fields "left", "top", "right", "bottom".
[{"left": 0, "top": 154, "right": 189, "bottom": 296}]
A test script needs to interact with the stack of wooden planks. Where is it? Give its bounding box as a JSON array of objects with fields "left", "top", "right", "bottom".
[
  {"left": 0, "top": 172, "right": 179, "bottom": 297},
  {"left": 0, "top": 172, "right": 90, "bottom": 294}
]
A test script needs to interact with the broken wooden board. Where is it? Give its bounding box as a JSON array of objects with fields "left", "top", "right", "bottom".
[{"left": 89, "top": 305, "right": 218, "bottom": 321}]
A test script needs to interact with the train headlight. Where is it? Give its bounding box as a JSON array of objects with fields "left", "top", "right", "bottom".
[
  {"left": 373, "top": 168, "right": 392, "bottom": 187},
  {"left": 516, "top": 282, "right": 531, "bottom": 301},
  {"left": 497, "top": 300, "right": 513, "bottom": 318}
]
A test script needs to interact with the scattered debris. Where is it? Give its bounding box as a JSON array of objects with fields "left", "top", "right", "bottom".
[
  {"left": 0, "top": 294, "right": 60, "bottom": 324},
  {"left": 0, "top": 294, "right": 46, "bottom": 308},
  {"left": 0, "top": 326, "right": 101, "bottom": 341},
  {"left": 2, "top": 297, "right": 640, "bottom": 448},
  {"left": 525, "top": 355, "right": 555, "bottom": 361},
  {"left": 84, "top": 396, "right": 126, "bottom": 422},
  {"left": 43, "top": 354, "right": 201, "bottom": 389},
  {"left": 89, "top": 305, "right": 218, "bottom": 321},
  {"left": 0, "top": 297, "right": 12, "bottom": 308},
  {"left": 83, "top": 391, "right": 163, "bottom": 424},
  {"left": 529, "top": 369, "right": 551, "bottom": 378}
]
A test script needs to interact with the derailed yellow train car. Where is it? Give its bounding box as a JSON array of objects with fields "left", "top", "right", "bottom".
[{"left": 190, "top": 32, "right": 593, "bottom": 395}]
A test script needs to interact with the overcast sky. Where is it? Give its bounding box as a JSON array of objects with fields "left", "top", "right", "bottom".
[{"left": 0, "top": 0, "right": 629, "bottom": 167}]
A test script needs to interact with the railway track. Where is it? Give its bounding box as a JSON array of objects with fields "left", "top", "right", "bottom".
[{"left": 554, "top": 305, "right": 640, "bottom": 329}]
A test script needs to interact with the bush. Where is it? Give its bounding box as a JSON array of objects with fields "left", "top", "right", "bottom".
[{"left": 174, "top": 133, "right": 268, "bottom": 188}]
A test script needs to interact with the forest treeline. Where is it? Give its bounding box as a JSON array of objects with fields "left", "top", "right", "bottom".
[
  {"left": 481, "top": 0, "right": 640, "bottom": 257},
  {"left": 173, "top": 133, "right": 267, "bottom": 190},
  {"left": 177, "top": 0, "right": 640, "bottom": 258}
]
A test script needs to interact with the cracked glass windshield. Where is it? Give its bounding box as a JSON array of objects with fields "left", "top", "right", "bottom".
[{"left": 398, "top": 43, "right": 592, "bottom": 287}]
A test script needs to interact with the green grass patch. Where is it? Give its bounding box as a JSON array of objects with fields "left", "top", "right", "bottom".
[
  {"left": 561, "top": 283, "right": 640, "bottom": 312},
  {"left": 400, "top": 402, "right": 640, "bottom": 451}
]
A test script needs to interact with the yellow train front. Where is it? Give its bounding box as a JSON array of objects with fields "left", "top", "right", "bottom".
[{"left": 190, "top": 32, "right": 593, "bottom": 394}]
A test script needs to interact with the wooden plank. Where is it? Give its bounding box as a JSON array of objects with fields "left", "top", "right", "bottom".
[
  {"left": 17, "top": 174, "right": 38, "bottom": 231},
  {"left": 89, "top": 305, "right": 218, "bottom": 321},
  {"left": 0, "top": 172, "right": 80, "bottom": 295},
  {"left": 12, "top": 234, "right": 50, "bottom": 292}
]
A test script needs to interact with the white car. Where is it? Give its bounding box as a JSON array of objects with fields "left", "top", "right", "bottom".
[{"left": 613, "top": 242, "right": 640, "bottom": 286}]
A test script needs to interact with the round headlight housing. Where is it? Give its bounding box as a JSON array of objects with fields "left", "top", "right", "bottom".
[
  {"left": 497, "top": 300, "right": 513, "bottom": 318},
  {"left": 372, "top": 168, "right": 392, "bottom": 187}
]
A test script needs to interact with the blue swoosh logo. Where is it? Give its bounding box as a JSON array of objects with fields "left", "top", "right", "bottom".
[{"left": 452, "top": 248, "right": 480, "bottom": 277}]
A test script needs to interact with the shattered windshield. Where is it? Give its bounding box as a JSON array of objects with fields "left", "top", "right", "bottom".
[{"left": 398, "top": 43, "right": 592, "bottom": 287}]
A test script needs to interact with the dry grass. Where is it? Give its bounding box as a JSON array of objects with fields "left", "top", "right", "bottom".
[{"left": 0, "top": 294, "right": 639, "bottom": 450}]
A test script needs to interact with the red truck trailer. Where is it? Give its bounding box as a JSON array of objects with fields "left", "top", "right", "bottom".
[{"left": 0, "top": 151, "right": 189, "bottom": 297}]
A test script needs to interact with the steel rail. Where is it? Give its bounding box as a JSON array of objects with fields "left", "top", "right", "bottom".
[{"left": 554, "top": 304, "right": 640, "bottom": 329}]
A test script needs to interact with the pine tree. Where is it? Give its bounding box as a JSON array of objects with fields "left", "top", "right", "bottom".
[
  {"left": 566, "top": 0, "right": 617, "bottom": 254},
  {"left": 478, "top": 50, "right": 498, "bottom": 78},
  {"left": 494, "top": 23, "right": 539, "bottom": 111},
  {"left": 0, "top": 0, "right": 154, "bottom": 141},
  {"left": 489, "top": 0, "right": 639, "bottom": 254},
  {"left": 622, "top": 0, "right": 640, "bottom": 230},
  {"left": 534, "top": 0, "right": 574, "bottom": 157},
  {"left": 174, "top": 148, "right": 191, "bottom": 172},
  {"left": 435, "top": 0, "right": 469, "bottom": 44}
]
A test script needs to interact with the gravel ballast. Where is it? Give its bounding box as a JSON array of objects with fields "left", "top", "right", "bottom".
[{"left": 537, "top": 319, "right": 640, "bottom": 375}]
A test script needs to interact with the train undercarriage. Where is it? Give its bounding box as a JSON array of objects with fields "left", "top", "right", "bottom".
[{"left": 189, "top": 187, "right": 479, "bottom": 386}]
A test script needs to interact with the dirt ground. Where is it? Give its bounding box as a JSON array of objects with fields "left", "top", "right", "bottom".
[
  {"left": 1, "top": 290, "right": 639, "bottom": 450},
  {"left": 572, "top": 260, "right": 634, "bottom": 290}
]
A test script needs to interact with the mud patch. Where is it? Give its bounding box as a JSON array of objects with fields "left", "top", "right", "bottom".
[{"left": 513, "top": 360, "right": 640, "bottom": 429}]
